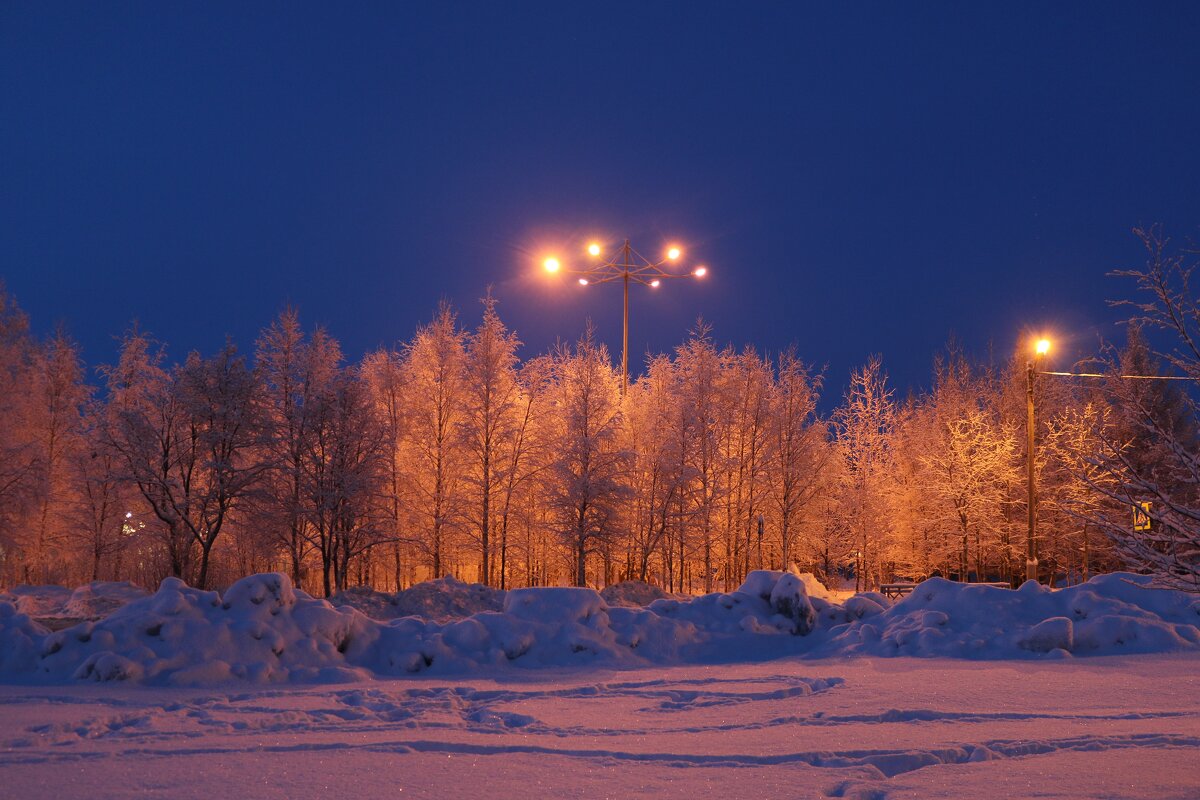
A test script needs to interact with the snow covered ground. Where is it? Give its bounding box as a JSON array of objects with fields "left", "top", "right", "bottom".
[
  {"left": 2, "top": 570, "right": 1199, "bottom": 797},
  {"left": 1, "top": 655, "right": 1197, "bottom": 799}
]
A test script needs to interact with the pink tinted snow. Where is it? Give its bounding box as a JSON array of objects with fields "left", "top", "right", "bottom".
[{"left": 0, "top": 569, "right": 1197, "bottom": 686}]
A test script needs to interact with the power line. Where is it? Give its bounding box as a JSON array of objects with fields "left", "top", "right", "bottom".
[{"left": 1038, "top": 371, "right": 1200, "bottom": 381}]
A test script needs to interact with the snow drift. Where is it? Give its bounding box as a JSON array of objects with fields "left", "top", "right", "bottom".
[
  {"left": 0, "top": 581, "right": 148, "bottom": 620},
  {"left": 331, "top": 576, "right": 504, "bottom": 622},
  {"left": 1, "top": 570, "right": 1197, "bottom": 686}
]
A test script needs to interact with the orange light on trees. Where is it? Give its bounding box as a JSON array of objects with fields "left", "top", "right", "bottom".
[
  {"left": 544, "top": 257, "right": 561, "bottom": 273},
  {"left": 667, "top": 246, "right": 681, "bottom": 261},
  {"left": 587, "top": 243, "right": 602, "bottom": 257},
  {"left": 1035, "top": 338, "right": 1051, "bottom": 356}
]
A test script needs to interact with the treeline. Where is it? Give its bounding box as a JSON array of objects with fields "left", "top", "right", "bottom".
[{"left": 1, "top": 236, "right": 1197, "bottom": 595}]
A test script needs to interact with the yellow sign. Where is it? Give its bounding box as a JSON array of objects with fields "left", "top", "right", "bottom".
[{"left": 1133, "top": 502, "right": 1152, "bottom": 532}]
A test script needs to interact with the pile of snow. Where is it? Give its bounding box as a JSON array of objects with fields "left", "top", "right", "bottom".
[
  {"left": 814, "top": 575, "right": 1200, "bottom": 659},
  {"left": 62, "top": 582, "right": 148, "bottom": 618},
  {"left": 331, "top": 576, "right": 505, "bottom": 622},
  {"left": 600, "top": 580, "right": 672, "bottom": 607},
  {"left": 0, "top": 569, "right": 1197, "bottom": 687},
  {"left": 0, "top": 585, "right": 72, "bottom": 617},
  {"left": 0, "top": 581, "right": 147, "bottom": 620}
]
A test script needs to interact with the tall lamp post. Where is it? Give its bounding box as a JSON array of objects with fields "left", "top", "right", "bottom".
[
  {"left": 543, "top": 239, "right": 707, "bottom": 395},
  {"left": 1026, "top": 337, "right": 1051, "bottom": 583}
]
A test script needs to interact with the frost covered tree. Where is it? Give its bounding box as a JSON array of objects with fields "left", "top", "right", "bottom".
[
  {"left": 832, "top": 356, "right": 896, "bottom": 591},
  {"left": 624, "top": 354, "right": 686, "bottom": 584},
  {"left": 0, "top": 287, "right": 39, "bottom": 582},
  {"left": 302, "top": 367, "right": 389, "bottom": 596},
  {"left": 401, "top": 302, "right": 467, "bottom": 578},
  {"left": 493, "top": 356, "right": 552, "bottom": 590},
  {"left": 769, "top": 347, "right": 826, "bottom": 573},
  {"left": 546, "top": 326, "right": 629, "bottom": 587},
  {"left": 361, "top": 345, "right": 410, "bottom": 589},
  {"left": 102, "top": 333, "right": 267, "bottom": 589},
  {"left": 718, "top": 348, "right": 771, "bottom": 583},
  {"left": 24, "top": 330, "right": 90, "bottom": 583},
  {"left": 69, "top": 402, "right": 133, "bottom": 582},
  {"left": 460, "top": 293, "right": 522, "bottom": 585},
  {"left": 673, "top": 326, "right": 728, "bottom": 593},
  {"left": 915, "top": 353, "right": 1019, "bottom": 582},
  {"left": 1080, "top": 227, "right": 1200, "bottom": 589},
  {"left": 255, "top": 310, "right": 343, "bottom": 587}
]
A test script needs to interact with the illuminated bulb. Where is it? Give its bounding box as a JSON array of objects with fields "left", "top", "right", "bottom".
[
  {"left": 1035, "top": 338, "right": 1051, "bottom": 356},
  {"left": 578, "top": 278, "right": 589, "bottom": 286},
  {"left": 587, "top": 243, "right": 601, "bottom": 256},
  {"left": 650, "top": 279, "right": 660, "bottom": 288},
  {"left": 125, "top": 512, "right": 133, "bottom": 519},
  {"left": 667, "top": 247, "right": 681, "bottom": 261},
  {"left": 693, "top": 266, "right": 707, "bottom": 277},
  {"left": 544, "top": 257, "right": 560, "bottom": 273}
]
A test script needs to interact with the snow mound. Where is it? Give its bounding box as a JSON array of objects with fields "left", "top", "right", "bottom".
[
  {"left": 0, "top": 601, "right": 45, "bottom": 674},
  {"left": 0, "top": 585, "right": 72, "bottom": 617},
  {"left": 63, "top": 582, "right": 148, "bottom": 618},
  {"left": 600, "top": 580, "right": 671, "bottom": 607},
  {"left": 35, "top": 574, "right": 371, "bottom": 686},
  {"left": 768, "top": 572, "right": 817, "bottom": 635},
  {"left": 815, "top": 575, "right": 1200, "bottom": 658},
  {"left": 331, "top": 576, "right": 505, "bottom": 623},
  {"left": 1, "top": 571, "right": 1197, "bottom": 686},
  {"left": 795, "top": 571, "right": 837, "bottom": 601},
  {"left": 0, "top": 581, "right": 147, "bottom": 621}
]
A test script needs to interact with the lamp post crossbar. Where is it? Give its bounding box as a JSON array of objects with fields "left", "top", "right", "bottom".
[{"left": 552, "top": 239, "right": 705, "bottom": 396}]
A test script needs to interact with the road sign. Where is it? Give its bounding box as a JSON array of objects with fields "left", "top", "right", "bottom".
[{"left": 1133, "top": 501, "right": 1152, "bottom": 532}]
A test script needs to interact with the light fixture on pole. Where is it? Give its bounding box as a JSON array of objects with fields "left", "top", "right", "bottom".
[
  {"left": 1026, "top": 337, "right": 1051, "bottom": 583},
  {"left": 541, "top": 239, "right": 708, "bottom": 395}
]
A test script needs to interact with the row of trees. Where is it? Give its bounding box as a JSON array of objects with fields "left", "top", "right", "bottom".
[{"left": 2, "top": 232, "right": 1197, "bottom": 594}]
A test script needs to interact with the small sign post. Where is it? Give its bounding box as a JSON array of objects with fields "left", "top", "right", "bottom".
[{"left": 1133, "top": 502, "right": 1152, "bottom": 532}]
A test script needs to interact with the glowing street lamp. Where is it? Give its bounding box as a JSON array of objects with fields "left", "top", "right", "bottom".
[
  {"left": 541, "top": 238, "right": 709, "bottom": 395},
  {"left": 1026, "top": 336, "right": 1051, "bottom": 583}
]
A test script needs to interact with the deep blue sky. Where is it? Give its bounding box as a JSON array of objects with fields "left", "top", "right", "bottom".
[{"left": 3, "top": 3, "right": 1199, "bottom": 402}]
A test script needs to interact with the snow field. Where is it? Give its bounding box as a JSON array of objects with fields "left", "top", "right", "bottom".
[{"left": 0, "top": 656, "right": 1197, "bottom": 799}]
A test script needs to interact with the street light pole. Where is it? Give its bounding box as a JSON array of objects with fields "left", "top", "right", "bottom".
[
  {"left": 542, "top": 238, "right": 707, "bottom": 395},
  {"left": 1026, "top": 357, "right": 1038, "bottom": 583},
  {"left": 1026, "top": 338, "right": 1050, "bottom": 583},
  {"left": 622, "top": 246, "right": 630, "bottom": 396}
]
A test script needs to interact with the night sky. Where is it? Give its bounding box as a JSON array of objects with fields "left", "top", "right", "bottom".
[{"left": 3, "top": 3, "right": 1200, "bottom": 402}]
